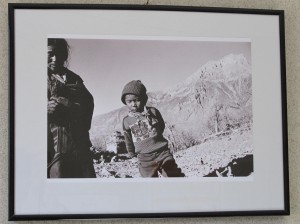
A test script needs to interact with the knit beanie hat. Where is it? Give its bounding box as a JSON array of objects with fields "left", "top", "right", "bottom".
[{"left": 121, "top": 80, "right": 148, "bottom": 104}]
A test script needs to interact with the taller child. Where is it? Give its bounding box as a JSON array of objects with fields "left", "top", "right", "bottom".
[
  {"left": 47, "top": 38, "right": 95, "bottom": 178},
  {"left": 121, "top": 80, "right": 184, "bottom": 177}
]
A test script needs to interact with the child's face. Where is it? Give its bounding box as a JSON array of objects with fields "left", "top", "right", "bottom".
[
  {"left": 48, "top": 45, "right": 65, "bottom": 73},
  {"left": 125, "top": 94, "right": 145, "bottom": 112}
]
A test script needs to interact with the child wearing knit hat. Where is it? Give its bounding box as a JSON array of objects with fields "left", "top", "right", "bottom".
[{"left": 121, "top": 80, "right": 184, "bottom": 177}]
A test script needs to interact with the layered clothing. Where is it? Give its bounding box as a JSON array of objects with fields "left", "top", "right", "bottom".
[
  {"left": 47, "top": 68, "right": 95, "bottom": 178},
  {"left": 123, "top": 106, "right": 184, "bottom": 177}
]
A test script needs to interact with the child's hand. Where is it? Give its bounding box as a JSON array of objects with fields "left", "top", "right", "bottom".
[
  {"left": 50, "top": 96, "right": 73, "bottom": 107},
  {"left": 56, "top": 97, "right": 72, "bottom": 108},
  {"left": 130, "top": 157, "right": 138, "bottom": 163},
  {"left": 47, "top": 99, "right": 59, "bottom": 114}
]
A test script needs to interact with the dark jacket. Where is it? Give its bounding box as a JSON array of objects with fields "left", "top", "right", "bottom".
[{"left": 47, "top": 68, "right": 96, "bottom": 178}]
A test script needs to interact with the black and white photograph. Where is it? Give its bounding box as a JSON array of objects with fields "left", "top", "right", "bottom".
[{"left": 47, "top": 37, "right": 253, "bottom": 179}]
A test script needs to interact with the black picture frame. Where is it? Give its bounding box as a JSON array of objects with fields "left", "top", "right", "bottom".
[{"left": 9, "top": 3, "right": 289, "bottom": 221}]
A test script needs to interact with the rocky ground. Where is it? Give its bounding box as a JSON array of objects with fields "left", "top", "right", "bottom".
[{"left": 93, "top": 128, "right": 253, "bottom": 178}]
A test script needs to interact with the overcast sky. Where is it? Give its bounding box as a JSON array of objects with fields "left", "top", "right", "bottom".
[{"left": 66, "top": 38, "right": 251, "bottom": 116}]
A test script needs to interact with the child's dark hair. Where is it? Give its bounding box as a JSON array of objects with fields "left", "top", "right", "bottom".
[
  {"left": 121, "top": 80, "right": 148, "bottom": 104},
  {"left": 48, "top": 38, "right": 70, "bottom": 67}
]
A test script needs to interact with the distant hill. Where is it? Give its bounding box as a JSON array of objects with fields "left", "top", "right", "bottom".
[{"left": 90, "top": 54, "right": 252, "bottom": 151}]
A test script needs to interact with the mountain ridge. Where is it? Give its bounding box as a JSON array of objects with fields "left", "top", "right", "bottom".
[{"left": 90, "top": 54, "right": 252, "bottom": 151}]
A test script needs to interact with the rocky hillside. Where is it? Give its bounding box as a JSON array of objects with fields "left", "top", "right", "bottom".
[
  {"left": 90, "top": 54, "right": 252, "bottom": 151},
  {"left": 93, "top": 125, "right": 253, "bottom": 178}
]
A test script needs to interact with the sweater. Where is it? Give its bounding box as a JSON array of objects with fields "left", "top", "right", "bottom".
[{"left": 122, "top": 106, "right": 168, "bottom": 157}]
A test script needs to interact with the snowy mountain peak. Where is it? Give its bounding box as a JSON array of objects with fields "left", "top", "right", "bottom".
[{"left": 184, "top": 54, "right": 251, "bottom": 85}]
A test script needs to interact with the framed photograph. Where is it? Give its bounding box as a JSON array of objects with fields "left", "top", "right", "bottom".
[{"left": 9, "top": 3, "right": 289, "bottom": 220}]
